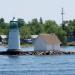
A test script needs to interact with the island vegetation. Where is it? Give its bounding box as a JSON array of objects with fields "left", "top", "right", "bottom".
[{"left": 0, "top": 17, "right": 75, "bottom": 45}]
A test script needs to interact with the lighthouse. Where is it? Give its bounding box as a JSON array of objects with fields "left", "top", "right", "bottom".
[{"left": 7, "top": 18, "right": 21, "bottom": 51}]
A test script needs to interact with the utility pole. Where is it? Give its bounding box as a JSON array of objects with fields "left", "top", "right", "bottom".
[{"left": 61, "top": 8, "right": 65, "bottom": 29}]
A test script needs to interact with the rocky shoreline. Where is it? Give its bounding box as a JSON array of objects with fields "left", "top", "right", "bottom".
[{"left": 0, "top": 50, "right": 75, "bottom": 55}]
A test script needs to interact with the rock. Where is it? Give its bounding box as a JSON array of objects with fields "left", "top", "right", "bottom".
[{"left": 0, "top": 50, "right": 75, "bottom": 55}]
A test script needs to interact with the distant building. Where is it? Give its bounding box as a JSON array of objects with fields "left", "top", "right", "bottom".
[
  {"left": 0, "top": 35, "right": 7, "bottom": 44},
  {"left": 31, "top": 35, "right": 38, "bottom": 43},
  {"left": 34, "top": 33, "right": 61, "bottom": 51},
  {"left": 66, "top": 32, "right": 75, "bottom": 42},
  {"left": 23, "top": 39, "right": 32, "bottom": 44}
]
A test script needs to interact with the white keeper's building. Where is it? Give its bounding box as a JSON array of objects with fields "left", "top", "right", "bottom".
[{"left": 34, "top": 33, "right": 61, "bottom": 51}]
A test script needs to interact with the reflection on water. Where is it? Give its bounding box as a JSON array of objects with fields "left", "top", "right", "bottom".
[
  {"left": 1, "top": 45, "right": 75, "bottom": 51},
  {"left": 0, "top": 46, "right": 75, "bottom": 75},
  {"left": 0, "top": 45, "right": 34, "bottom": 51}
]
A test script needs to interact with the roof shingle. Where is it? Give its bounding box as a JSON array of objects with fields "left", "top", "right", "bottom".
[{"left": 38, "top": 33, "right": 61, "bottom": 44}]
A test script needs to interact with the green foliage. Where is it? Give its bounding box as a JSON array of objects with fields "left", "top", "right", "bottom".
[
  {"left": 20, "top": 25, "right": 31, "bottom": 39},
  {"left": 44, "top": 20, "right": 58, "bottom": 33},
  {"left": 56, "top": 27, "right": 67, "bottom": 43},
  {"left": 18, "top": 18, "right": 25, "bottom": 27},
  {"left": 1, "top": 17, "right": 75, "bottom": 44},
  {"left": 39, "top": 17, "right": 43, "bottom": 24},
  {"left": 28, "top": 18, "right": 43, "bottom": 35},
  {"left": 64, "top": 20, "right": 75, "bottom": 32},
  {"left": 0, "top": 18, "right": 4, "bottom": 23},
  {"left": 0, "top": 18, "right": 9, "bottom": 35}
]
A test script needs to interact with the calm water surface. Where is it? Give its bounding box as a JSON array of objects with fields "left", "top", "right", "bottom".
[{"left": 0, "top": 46, "right": 75, "bottom": 75}]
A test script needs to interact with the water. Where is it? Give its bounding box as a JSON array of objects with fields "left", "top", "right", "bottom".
[
  {"left": 0, "top": 45, "right": 34, "bottom": 51},
  {"left": 61, "top": 46, "right": 75, "bottom": 52},
  {"left": 2, "top": 45, "right": 75, "bottom": 51},
  {"left": 0, "top": 46, "right": 75, "bottom": 75}
]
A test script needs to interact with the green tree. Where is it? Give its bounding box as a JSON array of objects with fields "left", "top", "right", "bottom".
[
  {"left": 0, "top": 18, "right": 4, "bottom": 23},
  {"left": 20, "top": 25, "right": 31, "bottom": 39},
  {"left": 29, "top": 18, "right": 42, "bottom": 34},
  {"left": 39, "top": 17, "right": 43, "bottom": 24},
  {"left": 44, "top": 20, "right": 58, "bottom": 33},
  {"left": 18, "top": 18, "right": 25, "bottom": 28}
]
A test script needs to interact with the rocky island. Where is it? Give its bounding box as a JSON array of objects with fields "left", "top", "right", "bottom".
[{"left": 1, "top": 19, "right": 74, "bottom": 56}]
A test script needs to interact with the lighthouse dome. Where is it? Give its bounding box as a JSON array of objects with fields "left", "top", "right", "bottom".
[{"left": 10, "top": 21, "right": 18, "bottom": 29}]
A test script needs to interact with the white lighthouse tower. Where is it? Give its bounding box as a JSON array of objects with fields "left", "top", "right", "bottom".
[{"left": 8, "top": 18, "right": 21, "bottom": 51}]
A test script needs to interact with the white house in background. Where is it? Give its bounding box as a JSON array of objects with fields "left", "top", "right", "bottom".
[
  {"left": 34, "top": 33, "right": 61, "bottom": 51},
  {"left": 31, "top": 35, "right": 38, "bottom": 43},
  {"left": 31, "top": 35, "right": 38, "bottom": 39},
  {"left": 0, "top": 35, "right": 7, "bottom": 44}
]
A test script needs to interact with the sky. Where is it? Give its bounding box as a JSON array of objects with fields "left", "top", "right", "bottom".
[{"left": 0, "top": 0, "right": 75, "bottom": 24}]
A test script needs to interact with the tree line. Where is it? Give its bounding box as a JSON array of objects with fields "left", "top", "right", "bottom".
[{"left": 0, "top": 17, "right": 75, "bottom": 44}]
